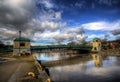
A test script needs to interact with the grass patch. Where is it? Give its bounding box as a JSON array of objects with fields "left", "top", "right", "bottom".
[
  {"left": 0, "top": 52, "right": 12, "bottom": 57},
  {"left": 13, "top": 55, "right": 33, "bottom": 59},
  {"left": 0, "top": 52, "right": 31, "bottom": 59},
  {"left": 13, "top": 55, "right": 24, "bottom": 58}
]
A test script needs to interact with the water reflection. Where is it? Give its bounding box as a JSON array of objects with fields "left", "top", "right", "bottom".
[
  {"left": 36, "top": 52, "right": 120, "bottom": 82},
  {"left": 36, "top": 52, "right": 82, "bottom": 63},
  {"left": 92, "top": 54, "right": 103, "bottom": 67},
  {"left": 36, "top": 53, "right": 60, "bottom": 62}
]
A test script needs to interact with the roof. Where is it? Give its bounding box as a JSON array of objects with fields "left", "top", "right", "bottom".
[
  {"left": 14, "top": 37, "right": 30, "bottom": 42},
  {"left": 93, "top": 38, "right": 101, "bottom": 41}
]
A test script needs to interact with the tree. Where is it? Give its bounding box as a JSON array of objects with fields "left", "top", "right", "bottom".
[
  {"left": 0, "top": 40, "right": 4, "bottom": 48},
  {"left": 67, "top": 41, "right": 77, "bottom": 45},
  {"left": 116, "top": 36, "right": 120, "bottom": 40}
]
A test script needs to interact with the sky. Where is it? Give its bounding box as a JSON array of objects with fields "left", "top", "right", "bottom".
[{"left": 0, "top": 0, "right": 120, "bottom": 45}]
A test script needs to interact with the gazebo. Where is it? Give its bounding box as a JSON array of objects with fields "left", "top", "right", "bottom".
[{"left": 13, "top": 37, "right": 31, "bottom": 56}]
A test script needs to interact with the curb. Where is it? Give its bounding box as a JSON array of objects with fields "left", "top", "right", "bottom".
[{"left": 32, "top": 54, "right": 51, "bottom": 82}]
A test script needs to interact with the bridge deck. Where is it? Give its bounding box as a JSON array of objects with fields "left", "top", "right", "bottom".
[{"left": 31, "top": 45, "right": 92, "bottom": 50}]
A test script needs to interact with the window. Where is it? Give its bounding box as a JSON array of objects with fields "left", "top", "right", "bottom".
[
  {"left": 20, "top": 42, "right": 25, "bottom": 47},
  {"left": 94, "top": 47, "right": 97, "bottom": 50},
  {"left": 99, "top": 43, "right": 101, "bottom": 46}
]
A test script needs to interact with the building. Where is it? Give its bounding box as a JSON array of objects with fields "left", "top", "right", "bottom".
[
  {"left": 92, "top": 38, "right": 101, "bottom": 52},
  {"left": 13, "top": 37, "right": 31, "bottom": 56}
]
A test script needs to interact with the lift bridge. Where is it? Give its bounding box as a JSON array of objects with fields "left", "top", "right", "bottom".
[{"left": 31, "top": 45, "right": 92, "bottom": 52}]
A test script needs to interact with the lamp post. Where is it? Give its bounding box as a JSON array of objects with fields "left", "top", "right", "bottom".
[{"left": 19, "top": 30, "right": 21, "bottom": 56}]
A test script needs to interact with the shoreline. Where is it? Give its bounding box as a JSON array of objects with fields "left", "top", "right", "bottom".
[
  {"left": 0, "top": 49, "right": 120, "bottom": 82},
  {"left": 99, "top": 48, "right": 120, "bottom": 56}
]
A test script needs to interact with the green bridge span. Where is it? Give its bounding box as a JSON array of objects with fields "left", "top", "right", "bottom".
[{"left": 31, "top": 45, "right": 92, "bottom": 51}]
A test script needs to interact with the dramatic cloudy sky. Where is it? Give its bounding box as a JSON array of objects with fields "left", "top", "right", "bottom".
[{"left": 0, "top": 0, "right": 120, "bottom": 45}]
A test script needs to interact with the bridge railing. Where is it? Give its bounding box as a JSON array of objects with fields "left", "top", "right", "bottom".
[{"left": 31, "top": 45, "right": 92, "bottom": 50}]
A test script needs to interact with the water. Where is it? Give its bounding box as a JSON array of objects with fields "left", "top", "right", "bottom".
[{"left": 36, "top": 52, "right": 120, "bottom": 82}]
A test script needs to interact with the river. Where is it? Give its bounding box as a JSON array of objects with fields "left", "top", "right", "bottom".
[{"left": 35, "top": 52, "right": 120, "bottom": 82}]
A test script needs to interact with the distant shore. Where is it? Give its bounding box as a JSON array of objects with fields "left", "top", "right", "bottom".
[{"left": 99, "top": 48, "right": 120, "bottom": 56}]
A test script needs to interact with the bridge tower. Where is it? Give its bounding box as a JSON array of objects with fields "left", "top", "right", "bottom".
[{"left": 92, "top": 38, "right": 101, "bottom": 52}]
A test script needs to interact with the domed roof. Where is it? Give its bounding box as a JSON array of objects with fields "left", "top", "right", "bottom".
[
  {"left": 14, "top": 37, "right": 30, "bottom": 42},
  {"left": 93, "top": 38, "right": 101, "bottom": 41}
]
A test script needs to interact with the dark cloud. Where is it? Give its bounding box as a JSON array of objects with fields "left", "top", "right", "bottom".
[
  {"left": 66, "top": 28, "right": 85, "bottom": 35},
  {"left": 0, "top": 0, "right": 36, "bottom": 26},
  {"left": 0, "top": 27, "right": 17, "bottom": 40},
  {"left": 54, "top": 34, "right": 74, "bottom": 44},
  {"left": 97, "top": 0, "right": 120, "bottom": 6},
  {"left": 0, "top": 0, "right": 120, "bottom": 45},
  {"left": 53, "top": 28, "right": 87, "bottom": 44},
  {"left": 0, "top": 0, "right": 66, "bottom": 41},
  {"left": 0, "top": 0, "right": 38, "bottom": 41},
  {"left": 111, "top": 29, "right": 120, "bottom": 35}
]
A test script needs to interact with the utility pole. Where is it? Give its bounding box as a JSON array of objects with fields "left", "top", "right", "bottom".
[{"left": 19, "top": 30, "right": 21, "bottom": 56}]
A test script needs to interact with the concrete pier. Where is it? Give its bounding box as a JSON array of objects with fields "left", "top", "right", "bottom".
[{"left": 0, "top": 54, "right": 50, "bottom": 82}]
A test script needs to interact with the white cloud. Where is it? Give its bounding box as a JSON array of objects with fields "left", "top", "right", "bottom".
[
  {"left": 0, "top": 7, "right": 66, "bottom": 42},
  {"left": 0, "top": 28, "right": 17, "bottom": 40},
  {"left": 55, "top": 12, "right": 61, "bottom": 20},
  {"left": 1, "top": 0, "right": 119, "bottom": 45},
  {"left": 34, "top": 31, "right": 60, "bottom": 40},
  {"left": 91, "top": 2, "right": 95, "bottom": 9},
  {"left": 47, "top": 22, "right": 60, "bottom": 30},
  {"left": 87, "top": 34, "right": 97, "bottom": 39},
  {"left": 32, "top": 26, "right": 87, "bottom": 44},
  {"left": 82, "top": 20, "right": 120, "bottom": 31},
  {"left": 87, "top": 34, "right": 104, "bottom": 39},
  {"left": 37, "top": 0, "right": 54, "bottom": 9},
  {"left": 63, "top": 27, "right": 87, "bottom": 43},
  {"left": 87, "top": 33, "right": 117, "bottom": 41},
  {"left": 98, "top": 0, "right": 113, "bottom": 6},
  {"left": 66, "top": 27, "right": 84, "bottom": 34},
  {"left": 60, "top": 22, "right": 67, "bottom": 28},
  {"left": 40, "top": 21, "right": 67, "bottom": 31},
  {"left": 0, "top": 0, "right": 68, "bottom": 44},
  {"left": 38, "top": 33, "right": 72, "bottom": 44},
  {"left": 86, "top": 66, "right": 120, "bottom": 76},
  {"left": 75, "top": 1, "right": 86, "bottom": 8},
  {"left": 76, "top": 35, "right": 88, "bottom": 41},
  {"left": 41, "top": 0, "right": 53, "bottom": 9},
  {"left": 54, "top": 34, "right": 74, "bottom": 41}
]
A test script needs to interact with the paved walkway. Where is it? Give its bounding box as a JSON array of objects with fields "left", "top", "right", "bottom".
[{"left": 0, "top": 56, "right": 40, "bottom": 82}]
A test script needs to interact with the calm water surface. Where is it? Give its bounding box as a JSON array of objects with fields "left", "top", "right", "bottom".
[{"left": 36, "top": 52, "right": 120, "bottom": 82}]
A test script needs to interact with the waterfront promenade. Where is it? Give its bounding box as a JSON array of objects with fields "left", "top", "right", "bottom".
[
  {"left": 0, "top": 55, "right": 49, "bottom": 82},
  {"left": 0, "top": 48, "right": 120, "bottom": 82}
]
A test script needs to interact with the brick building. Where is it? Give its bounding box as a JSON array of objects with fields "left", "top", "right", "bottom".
[
  {"left": 13, "top": 37, "right": 31, "bottom": 55},
  {"left": 92, "top": 38, "right": 101, "bottom": 52}
]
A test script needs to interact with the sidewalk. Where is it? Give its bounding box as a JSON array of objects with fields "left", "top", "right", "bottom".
[{"left": 0, "top": 56, "right": 48, "bottom": 82}]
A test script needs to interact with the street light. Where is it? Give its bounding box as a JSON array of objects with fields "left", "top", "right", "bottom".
[{"left": 19, "top": 30, "right": 21, "bottom": 56}]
